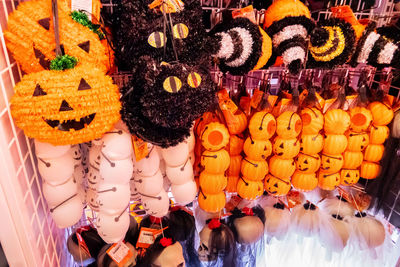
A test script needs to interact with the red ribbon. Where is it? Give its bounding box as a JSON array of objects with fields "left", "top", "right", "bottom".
[
  {"left": 150, "top": 216, "right": 162, "bottom": 224},
  {"left": 242, "top": 207, "right": 254, "bottom": 216},
  {"left": 160, "top": 237, "right": 173, "bottom": 247},
  {"left": 208, "top": 218, "right": 221, "bottom": 230}
]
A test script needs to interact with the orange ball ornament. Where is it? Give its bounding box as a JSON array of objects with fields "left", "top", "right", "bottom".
[
  {"left": 324, "top": 109, "right": 350, "bottom": 134},
  {"left": 364, "top": 144, "right": 385, "bottom": 162},
  {"left": 198, "top": 190, "right": 226, "bottom": 213},
  {"left": 248, "top": 111, "right": 276, "bottom": 140},
  {"left": 241, "top": 157, "right": 269, "bottom": 181},
  {"left": 276, "top": 111, "right": 302, "bottom": 138},
  {"left": 244, "top": 137, "right": 272, "bottom": 161},
  {"left": 343, "top": 151, "right": 363, "bottom": 169},
  {"left": 237, "top": 177, "right": 264, "bottom": 200},
  {"left": 291, "top": 171, "right": 318, "bottom": 191},
  {"left": 369, "top": 125, "right": 389, "bottom": 144},
  {"left": 201, "top": 149, "right": 230, "bottom": 174},
  {"left": 199, "top": 171, "right": 227, "bottom": 194},
  {"left": 300, "top": 107, "right": 324, "bottom": 134},
  {"left": 323, "top": 134, "right": 348, "bottom": 154},
  {"left": 346, "top": 132, "right": 369, "bottom": 152}
]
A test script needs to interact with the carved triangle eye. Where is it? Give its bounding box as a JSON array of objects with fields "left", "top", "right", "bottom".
[
  {"left": 78, "top": 41, "right": 90, "bottom": 53},
  {"left": 274, "top": 183, "right": 278, "bottom": 187},
  {"left": 38, "top": 18, "right": 50, "bottom": 30},
  {"left": 279, "top": 143, "right": 284, "bottom": 149},
  {"left": 326, "top": 159, "right": 331, "bottom": 163},
  {"left": 346, "top": 173, "right": 350, "bottom": 177},
  {"left": 78, "top": 78, "right": 91, "bottom": 90},
  {"left": 33, "top": 84, "right": 47, "bottom": 96},
  {"left": 304, "top": 160, "right": 308, "bottom": 164}
]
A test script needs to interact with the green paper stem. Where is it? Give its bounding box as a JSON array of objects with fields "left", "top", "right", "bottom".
[
  {"left": 50, "top": 55, "right": 78, "bottom": 70},
  {"left": 70, "top": 11, "right": 105, "bottom": 40}
]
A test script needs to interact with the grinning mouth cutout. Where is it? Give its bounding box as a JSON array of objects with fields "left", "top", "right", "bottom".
[{"left": 43, "top": 113, "right": 96, "bottom": 131}]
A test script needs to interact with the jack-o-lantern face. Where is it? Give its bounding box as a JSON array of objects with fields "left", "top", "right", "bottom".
[
  {"left": 11, "top": 66, "right": 121, "bottom": 145},
  {"left": 300, "top": 107, "right": 324, "bottom": 135},
  {"left": 299, "top": 134, "right": 324, "bottom": 154},
  {"left": 276, "top": 111, "right": 302, "bottom": 138},
  {"left": 340, "top": 169, "right": 360, "bottom": 186},
  {"left": 264, "top": 174, "right": 291, "bottom": 196},
  {"left": 318, "top": 172, "right": 340, "bottom": 190},
  {"left": 346, "top": 132, "right": 369, "bottom": 152},
  {"left": 273, "top": 137, "right": 300, "bottom": 159},
  {"left": 248, "top": 111, "right": 276, "bottom": 140},
  {"left": 237, "top": 177, "right": 264, "bottom": 200},
  {"left": 244, "top": 137, "right": 272, "bottom": 161},
  {"left": 349, "top": 107, "right": 372, "bottom": 132},
  {"left": 320, "top": 154, "right": 344, "bottom": 174},
  {"left": 296, "top": 153, "right": 321, "bottom": 173},
  {"left": 4, "top": 0, "right": 109, "bottom": 73}
]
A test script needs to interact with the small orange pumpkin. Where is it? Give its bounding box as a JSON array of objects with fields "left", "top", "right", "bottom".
[
  {"left": 227, "top": 135, "right": 244, "bottom": 155},
  {"left": 299, "top": 134, "right": 324, "bottom": 154},
  {"left": 318, "top": 171, "right": 340, "bottom": 190},
  {"left": 340, "top": 169, "right": 360, "bottom": 186},
  {"left": 273, "top": 137, "right": 300, "bottom": 159},
  {"left": 291, "top": 171, "right": 318, "bottom": 191},
  {"left": 360, "top": 161, "right": 381, "bottom": 179},
  {"left": 248, "top": 111, "right": 276, "bottom": 140},
  {"left": 300, "top": 107, "right": 324, "bottom": 135},
  {"left": 276, "top": 111, "right": 302, "bottom": 138},
  {"left": 195, "top": 112, "right": 219, "bottom": 137},
  {"left": 226, "top": 175, "right": 239, "bottom": 192},
  {"left": 324, "top": 109, "right": 351, "bottom": 134},
  {"left": 237, "top": 177, "right": 264, "bottom": 200},
  {"left": 320, "top": 154, "right": 344, "bottom": 174},
  {"left": 369, "top": 125, "right": 389, "bottom": 144},
  {"left": 264, "top": 174, "right": 291, "bottom": 196},
  {"left": 269, "top": 155, "right": 296, "bottom": 179},
  {"left": 227, "top": 110, "right": 248, "bottom": 135},
  {"left": 228, "top": 155, "right": 242, "bottom": 176},
  {"left": 199, "top": 171, "right": 227, "bottom": 194},
  {"left": 364, "top": 144, "right": 385, "bottom": 162},
  {"left": 200, "top": 122, "right": 230, "bottom": 151},
  {"left": 198, "top": 189, "right": 226, "bottom": 213},
  {"left": 368, "top": 102, "right": 394, "bottom": 126},
  {"left": 296, "top": 153, "right": 321, "bottom": 173},
  {"left": 244, "top": 137, "right": 272, "bottom": 161},
  {"left": 241, "top": 157, "right": 269, "bottom": 181},
  {"left": 346, "top": 132, "right": 369, "bottom": 152},
  {"left": 201, "top": 149, "right": 230, "bottom": 174},
  {"left": 349, "top": 107, "right": 372, "bottom": 133},
  {"left": 323, "top": 134, "right": 348, "bottom": 154},
  {"left": 343, "top": 151, "right": 363, "bottom": 169}
]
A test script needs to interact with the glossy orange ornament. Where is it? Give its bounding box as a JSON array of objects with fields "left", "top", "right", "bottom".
[
  {"left": 340, "top": 169, "right": 360, "bottom": 186},
  {"left": 300, "top": 107, "right": 324, "bottom": 134},
  {"left": 318, "top": 172, "right": 340, "bottom": 190},
  {"left": 364, "top": 144, "right": 384, "bottom": 162},
  {"left": 343, "top": 151, "right": 363, "bottom": 169},
  {"left": 198, "top": 190, "right": 226, "bottom": 213},
  {"left": 349, "top": 107, "right": 372, "bottom": 132},
  {"left": 269, "top": 156, "right": 296, "bottom": 179},
  {"left": 248, "top": 111, "right": 276, "bottom": 140},
  {"left": 241, "top": 157, "right": 269, "bottom": 181},
  {"left": 296, "top": 153, "right": 321, "bottom": 173},
  {"left": 226, "top": 176, "right": 239, "bottom": 193},
  {"left": 201, "top": 149, "right": 230, "bottom": 174},
  {"left": 369, "top": 125, "right": 389, "bottom": 144},
  {"left": 200, "top": 122, "right": 230, "bottom": 151},
  {"left": 273, "top": 137, "right": 300, "bottom": 159},
  {"left": 276, "top": 111, "right": 302, "bottom": 138},
  {"left": 227, "top": 135, "right": 244, "bottom": 155},
  {"left": 199, "top": 171, "right": 227, "bottom": 194},
  {"left": 320, "top": 154, "right": 344, "bottom": 174},
  {"left": 228, "top": 155, "right": 242, "bottom": 176},
  {"left": 195, "top": 112, "right": 219, "bottom": 137},
  {"left": 299, "top": 134, "right": 324, "bottom": 154},
  {"left": 237, "top": 177, "right": 264, "bottom": 200},
  {"left": 264, "top": 174, "right": 291, "bottom": 196},
  {"left": 324, "top": 109, "right": 351, "bottom": 134},
  {"left": 227, "top": 110, "right": 248, "bottom": 135},
  {"left": 323, "top": 134, "right": 348, "bottom": 154},
  {"left": 368, "top": 102, "right": 394, "bottom": 126},
  {"left": 291, "top": 171, "right": 318, "bottom": 191},
  {"left": 360, "top": 161, "right": 381, "bottom": 179},
  {"left": 346, "top": 132, "right": 369, "bottom": 152},
  {"left": 244, "top": 137, "right": 272, "bottom": 161}
]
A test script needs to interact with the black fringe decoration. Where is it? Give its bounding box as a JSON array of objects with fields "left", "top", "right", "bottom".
[
  {"left": 350, "top": 21, "right": 377, "bottom": 67},
  {"left": 266, "top": 15, "right": 315, "bottom": 37}
]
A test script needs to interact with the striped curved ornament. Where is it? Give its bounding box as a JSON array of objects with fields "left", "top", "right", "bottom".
[
  {"left": 310, "top": 26, "right": 346, "bottom": 62},
  {"left": 253, "top": 27, "right": 272, "bottom": 70},
  {"left": 263, "top": 0, "right": 311, "bottom": 29}
]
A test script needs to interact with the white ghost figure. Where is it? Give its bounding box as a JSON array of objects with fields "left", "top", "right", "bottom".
[
  {"left": 49, "top": 193, "right": 83, "bottom": 228},
  {"left": 134, "top": 147, "right": 160, "bottom": 177},
  {"left": 171, "top": 180, "right": 197, "bottom": 205},
  {"left": 34, "top": 140, "right": 71, "bottom": 159},
  {"left": 99, "top": 155, "right": 133, "bottom": 184},
  {"left": 166, "top": 159, "right": 194, "bottom": 185},
  {"left": 161, "top": 141, "right": 189, "bottom": 167},
  {"left": 96, "top": 181, "right": 130, "bottom": 215}
]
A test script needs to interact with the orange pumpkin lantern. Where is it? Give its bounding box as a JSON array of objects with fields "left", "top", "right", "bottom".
[
  {"left": 195, "top": 112, "right": 219, "bottom": 137},
  {"left": 323, "top": 134, "right": 348, "bottom": 154},
  {"left": 201, "top": 149, "right": 230, "bottom": 174},
  {"left": 368, "top": 102, "right": 394, "bottom": 126},
  {"left": 364, "top": 144, "right": 385, "bottom": 162},
  {"left": 273, "top": 137, "right": 300, "bottom": 159},
  {"left": 340, "top": 169, "right": 360, "bottom": 186},
  {"left": 264, "top": 174, "right": 291, "bottom": 196},
  {"left": 244, "top": 137, "right": 272, "bottom": 161},
  {"left": 299, "top": 134, "right": 324, "bottom": 154},
  {"left": 296, "top": 153, "right": 321, "bottom": 173},
  {"left": 346, "top": 132, "right": 369, "bottom": 152},
  {"left": 226, "top": 176, "right": 239, "bottom": 192},
  {"left": 324, "top": 109, "right": 351, "bottom": 134},
  {"left": 200, "top": 122, "right": 230, "bottom": 151},
  {"left": 241, "top": 157, "right": 269, "bottom": 181},
  {"left": 369, "top": 125, "right": 389, "bottom": 144},
  {"left": 269, "top": 156, "right": 296, "bottom": 179},
  {"left": 360, "top": 161, "right": 381, "bottom": 179},
  {"left": 228, "top": 155, "right": 242, "bottom": 176},
  {"left": 198, "top": 190, "right": 226, "bottom": 213},
  {"left": 343, "top": 151, "right": 363, "bottom": 169},
  {"left": 227, "top": 110, "right": 248, "bottom": 135},
  {"left": 349, "top": 107, "right": 372, "bottom": 132},
  {"left": 248, "top": 111, "right": 276, "bottom": 140},
  {"left": 276, "top": 111, "right": 302, "bottom": 138},
  {"left": 291, "top": 171, "right": 318, "bottom": 191},
  {"left": 199, "top": 171, "right": 227, "bottom": 194},
  {"left": 320, "top": 154, "right": 344, "bottom": 174},
  {"left": 318, "top": 172, "right": 340, "bottom": 190},
  {"left": 227, "top": 135, "right": 244, "bottom": 155},
  {"left": 300, "top": 107, "right": 324, "bottom": 134},
  {"left": 237, "top": 177, "right": 264, "bottom": 200}
]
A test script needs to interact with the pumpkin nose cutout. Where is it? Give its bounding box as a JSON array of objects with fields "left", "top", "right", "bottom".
[{"left": 59, "top": 100, "right": 74, "bottom": 112}]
